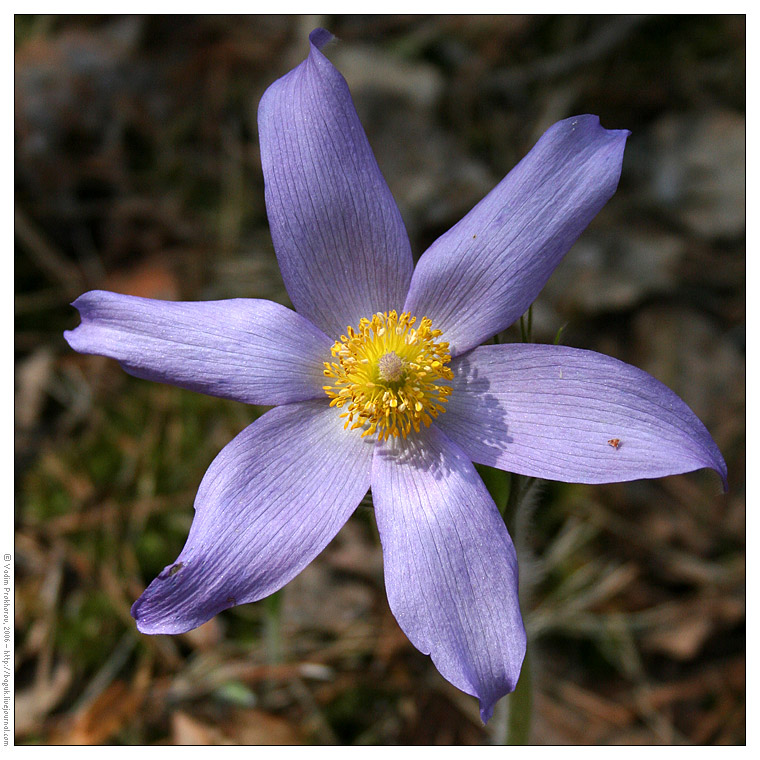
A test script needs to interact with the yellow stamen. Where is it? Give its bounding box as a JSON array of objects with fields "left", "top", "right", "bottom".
[{"left": 323, "top": 310, "right": 453, "bottom": 441}]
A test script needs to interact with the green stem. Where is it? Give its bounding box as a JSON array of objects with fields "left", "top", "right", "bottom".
[
  {"left": 264, "top": 589, "right": 283, "bottom": 664},
  {"left": 483, "top": 304, "right": 538, "bottom": 743},
  {"left": 503, "top": 472, "right": 535, "bottom": 535},
  {"left": 506, "top": 646, "right": 532, "bottom": 745},
  {"left": 519, "top": 304, "right": 534, "bottom": 344},
  {"left": 499, "top": 470, "right": 535, "bottom": 745}
]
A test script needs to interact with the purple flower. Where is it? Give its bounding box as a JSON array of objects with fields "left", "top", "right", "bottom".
[{"left": 64, "top": 29, "right": 726, "bottom": 723}]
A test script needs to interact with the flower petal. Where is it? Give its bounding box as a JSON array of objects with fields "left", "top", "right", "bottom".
[
  {"left": 64, "top": 290, "right": 332, "bottom": 405},
  {"left": 437, "top": 344, "right": 727, "bottom": 487},
  {"left": 404, "top": 115, "right": 629, "bottom": 355},
  {"left": 372, "top": 425, "right": 526, "bottom": 723},
  {"left": 258, "top": 28, "right": 414, "bottom": 339},
  {"left": 132, "top": 400, "right": 373, "bottom": 634}
]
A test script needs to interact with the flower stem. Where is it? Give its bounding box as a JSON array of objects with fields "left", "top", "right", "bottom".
[
  {"left": 492, "top": 307, "right": 538, "bottom": 743},
  {"left": 506, "top": 645, "right": 532, "bottom": 744},
  {"left": 264, "top": 589, "right": 283, "bottom": 664},
  {"left": 500, "top": 470, "right": 535, "bottom": 744},
  {"left": 519, "top": 304, "right": 533, "bottom": 343},
  {"left": 503, "top": 471, "right": 535, "bottom": 535}
]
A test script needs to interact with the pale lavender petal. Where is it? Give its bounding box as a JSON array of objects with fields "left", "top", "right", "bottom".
[
  {"left": 437, "top": 344, "right": 727, "bottom": 488},
  {"left": 64, "top": 290, "right": 332, "bottom": 405},
  {"left": 132, "top": 400, "right": 373, "bottom": 634},
  {"left": 372, "top": 425, "right": 526, "bottom": 723},
  {"left": 258, "top": 28, "right": 413, "bottom": 339},
  {"left": 404, "top": 116, "right": 629, "bottom": 355}
]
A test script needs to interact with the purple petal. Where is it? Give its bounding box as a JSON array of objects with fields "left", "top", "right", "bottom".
[
  {"left": 258, "top": 28, "right": 413, "bottom": 339},
  {"left": 372, "top": 425, "right": 526, "bottom": 723},
  {"left": 404, "top": 116, "right": 629, "bottom": 355},
  {"left": 436, "top": 344, "right": 727, "bottom": 488},
  {"left": 64, "top": 290, "right": 332, "bottom": 405},
  {"left": 132, "top": 400, "right": 373, "bottom": 634}
]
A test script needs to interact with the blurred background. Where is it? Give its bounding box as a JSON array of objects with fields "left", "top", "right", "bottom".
[{"left": 15, "top": 15, "right": 744, "bottom": 745}]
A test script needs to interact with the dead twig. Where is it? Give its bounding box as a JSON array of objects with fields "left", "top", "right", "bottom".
[
  {"left": 488, "top": 15, "right": 652, "bottom": 92},
  {"left": 15, "top": 204, "right": 86, "bottom": 298}
]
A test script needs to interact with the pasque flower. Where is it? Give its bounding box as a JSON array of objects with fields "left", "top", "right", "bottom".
[{"left": 65, "top": 29, "right": 727, "bottom": 722}]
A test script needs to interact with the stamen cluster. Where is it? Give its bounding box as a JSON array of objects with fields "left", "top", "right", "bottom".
[{"left": 323, "top": 311, "right": 453, "bottom": 441}]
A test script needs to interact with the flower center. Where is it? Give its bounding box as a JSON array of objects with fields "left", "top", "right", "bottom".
[{"left": 323, "top": 310, "right": 453, "bottom": 441}]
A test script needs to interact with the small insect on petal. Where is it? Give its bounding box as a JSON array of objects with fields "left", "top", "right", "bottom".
[{"left": 608, "top": 438, "right": 621, "bottom": 449}]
